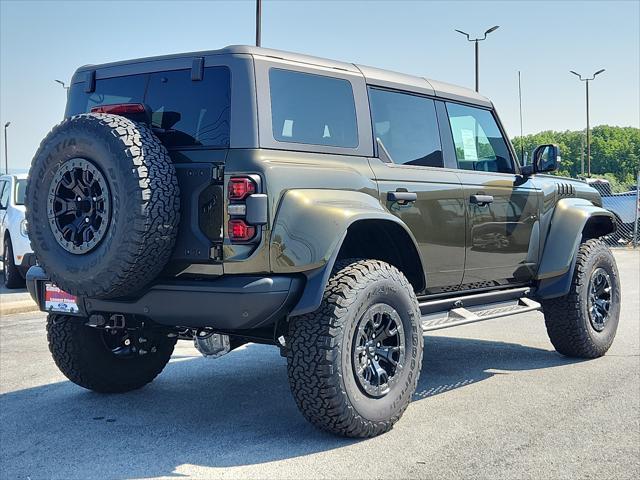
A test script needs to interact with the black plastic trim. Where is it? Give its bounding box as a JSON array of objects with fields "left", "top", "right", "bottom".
[
  {"left": 191, "top": 57, "right": 204, "bottom": 81},
  {"left": 26, "top": 266, "right": 305, "bottom": 331}
]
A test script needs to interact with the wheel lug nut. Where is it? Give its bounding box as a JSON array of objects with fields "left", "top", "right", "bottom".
[
  {"left": 124, "top": 338, "right": 131, "bottom": 346},
  {"left": 85, "top": 218, "right": 90, "bottom": 223},
  {"left": 377, "top": 342, "right": 381, "bottom": 347},
  {"left": 374, "top": 355, "right": 379, "bottom": 361},
  {"left": 76, "top": 196, "right": 82, "bottom": 201}
]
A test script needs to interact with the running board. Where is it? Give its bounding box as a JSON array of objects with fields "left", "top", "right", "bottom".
[{"left": 419, "top": 288, "right": 541, "bottom": 332}]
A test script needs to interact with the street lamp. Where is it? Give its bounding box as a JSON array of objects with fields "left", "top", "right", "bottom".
[
  {"left": 256, "top": 0, "right": 261, "bottom": 47},
  {"left": 570, "top": 69, "right": 605, "bottom": 177},
  {"left": 3, "top": 122, "right": 10, "bottom": 175},
  {"left": 54, "top": 79, "right": 69, "bottom": 90},
  {"left": 455, "top": 25, "right": 500, "bottom": 92}
]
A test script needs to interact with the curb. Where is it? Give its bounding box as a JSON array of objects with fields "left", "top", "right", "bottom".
[{"left": 0, "top": 300, "right": 40, "bottom": 316}]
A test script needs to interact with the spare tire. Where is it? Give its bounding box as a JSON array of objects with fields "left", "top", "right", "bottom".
[{"left": 26, "top": 113, "right": 180, "bottom": 299}]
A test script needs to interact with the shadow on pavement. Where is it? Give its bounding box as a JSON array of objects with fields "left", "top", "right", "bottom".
[{"left": 0, "top": 336, "right": 583, "bottom": 479}]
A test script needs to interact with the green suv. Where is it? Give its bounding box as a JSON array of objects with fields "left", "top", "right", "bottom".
[{"left": 25, "top": 45, "right": 620, "bottom": 438}]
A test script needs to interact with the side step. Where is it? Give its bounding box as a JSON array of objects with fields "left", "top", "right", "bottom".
[{"left": 419, "top": 288, "right": 541, "bottom": 332}]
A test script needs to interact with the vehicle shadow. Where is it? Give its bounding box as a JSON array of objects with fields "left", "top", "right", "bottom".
[{"left": 0, "top": 336, "right": 583, "bottom": 479}]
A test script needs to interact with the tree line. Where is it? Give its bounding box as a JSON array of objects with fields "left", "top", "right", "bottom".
[{"left": 512, "top": 125, "right": 640, "bottom": 192}]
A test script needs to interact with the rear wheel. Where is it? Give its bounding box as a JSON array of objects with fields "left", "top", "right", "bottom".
[
  {"left": 3, "top": 236, "right": 25, "bottom": 289},
  {"left": 287, "top": 259, "right": 423, "bottom": 437},
  {"left": 542, "top": 239, "right": 620, "bottom": 358},
  {"left": 47, "top": 314, "right": 176, "bottom": 393}
]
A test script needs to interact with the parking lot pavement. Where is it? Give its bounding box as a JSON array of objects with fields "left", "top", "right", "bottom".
[
  {"left": 0, "top": 272, "right": 37, "bottom": 315},
  {"left": 0, "top": 249, "right": 638, "bottom": 480}
]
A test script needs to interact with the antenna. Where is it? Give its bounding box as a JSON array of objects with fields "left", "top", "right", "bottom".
[{"left": 518, "top": 70, "right": 524, "bottom": 163}]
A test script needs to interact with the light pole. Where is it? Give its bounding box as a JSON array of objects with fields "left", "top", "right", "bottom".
[
  {"left": 455, "top": 25, "right": 500, "bottom": 92},
  {"left": 255, "top": 0, "right": 261, "bottom": 47},
  {"left": 54, "top": 79, "right": 69, "bottom": 91},
  {"left": 570, "top": 69, "right": 605, "bottom": 177},
  {"left": 3, "top": 122, "right": 10, "bottom": 175}
]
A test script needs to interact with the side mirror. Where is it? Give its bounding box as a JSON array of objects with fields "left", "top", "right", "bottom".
[{"left": 532, "top": 144, "right": 560, "bottom": 173}]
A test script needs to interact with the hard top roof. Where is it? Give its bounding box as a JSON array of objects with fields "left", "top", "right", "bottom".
[{"left": 75, "top": 45, "right": 491, "bottom": 107}]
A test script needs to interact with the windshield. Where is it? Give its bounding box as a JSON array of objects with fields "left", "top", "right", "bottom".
[{"left": 15, "top": 179, "right": 26, "bottom": 205}]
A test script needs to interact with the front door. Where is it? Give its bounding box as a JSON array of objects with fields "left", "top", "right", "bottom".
[
  {"left": 0, "top": 180, "right": 9, "bottom": 250},
  {"left": 367, "top": 87, "right": 466, "bottom": 293},
  {"left": 444, "top": 102, "right": 539, "bottom": 286}
]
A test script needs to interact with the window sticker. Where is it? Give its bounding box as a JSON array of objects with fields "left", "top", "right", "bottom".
[{"left": 461, "top": 128, "right": 478, "bottom": 160}]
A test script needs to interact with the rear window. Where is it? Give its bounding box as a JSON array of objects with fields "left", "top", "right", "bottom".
[
  {"left": 269, "top": 69, "right": 358, "bottom": 148},
  {"left": 66, "top": 66, "right": 231, "bottom": 148}
]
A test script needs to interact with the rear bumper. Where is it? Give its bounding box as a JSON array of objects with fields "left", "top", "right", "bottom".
[{"left": 26, "top": 266, "right": 304, "bottom": 330}]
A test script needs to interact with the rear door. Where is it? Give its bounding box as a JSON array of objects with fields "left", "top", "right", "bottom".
[
  {"left": 367, "top": 87, "right": 466, "bottom": 293},
  {"left": 444, "top": 102, "right": 539, "bottom": 286}
]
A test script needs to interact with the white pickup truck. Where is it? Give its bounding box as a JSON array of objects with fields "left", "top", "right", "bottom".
[
  {"left": 0, "top": 174, "right": 35, "bottom": 288},
  {"left": 585, "top": 178, "right": 639, "bottom": 242}
]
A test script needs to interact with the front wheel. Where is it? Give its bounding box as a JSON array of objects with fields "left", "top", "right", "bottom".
[
  {"left": 47, "top": 315, "right": 177, "bottom": 393},
  {"left": 287, "top": 259, "right": 423, "bottom": 438},
  {"left": 3, "top": 236, "right": 25, "bottom": 289},
  {"left": 542, "top": 239, "right": 621, "bottom": 358}
]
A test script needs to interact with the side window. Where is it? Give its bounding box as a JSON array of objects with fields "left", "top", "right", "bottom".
[
  {"left": 446, "top": 103, "right": 514, "bottom": 174},
  {"left": 369, "top": 88, "right": 443, "bottom": 167},
  {"left": 0, "top": 181, "right": 9, "bottom": 209},
  {"left": 14, "top": 179, "right": 26, "bottom": 205},
  {"left": 269, "top": 69, "right": 358, "bottom": 148}
]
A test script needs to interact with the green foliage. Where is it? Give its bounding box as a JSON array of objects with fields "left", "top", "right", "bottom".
[{"left": 512, "top": 125, "right": 640, "bottom": 189}]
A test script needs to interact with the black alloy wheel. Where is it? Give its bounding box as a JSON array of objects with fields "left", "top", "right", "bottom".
[
  {"left": 352, "top": 303, "right": 405, "bottom": 398},
  {"left": 48, "top": 158, "right": 111, "bottom": 254},
  {"left": 587, "top": 267, "right": 613, "bottom": 332}
]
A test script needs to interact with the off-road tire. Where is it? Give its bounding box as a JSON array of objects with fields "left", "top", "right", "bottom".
[
  {"left": 287, "top": 259, "right": 423, "bottom": 438},
  {"left": 542, "top": 239, "right": 620, "bottom": 358},
  {"left": 47, "top": 314, "right": 177, "bottom": 393},
  {"left": 26, "top": 113, "right": 179, "bottom": 299},
  {"left": 3, "top": 236, "right": 25, "bottom": 289}
]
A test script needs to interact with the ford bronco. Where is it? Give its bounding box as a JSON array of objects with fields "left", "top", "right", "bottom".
[{"left": 25, "top": 46, "right": 620, "bottom": 438}]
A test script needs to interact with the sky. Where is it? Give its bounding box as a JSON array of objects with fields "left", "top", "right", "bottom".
[{"left": 1, "top": 0, "right": 639, "bottom": 172}]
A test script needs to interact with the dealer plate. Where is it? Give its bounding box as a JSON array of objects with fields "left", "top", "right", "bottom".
[{"left": 44, "top": 283, "right": 79, "bottom": 314}]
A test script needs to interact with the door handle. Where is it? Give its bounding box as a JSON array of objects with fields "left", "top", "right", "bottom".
[
  {"left": 387, "top": 191, "right": 417, "bottom": 203},
  {"left": 470, "top": 194, "right": 494, "bottom": 206}
]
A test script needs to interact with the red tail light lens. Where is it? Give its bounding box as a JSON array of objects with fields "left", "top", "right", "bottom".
[
  {"left": 90, "top": 103, "right": 146, "bottom": 115},
  {"left": 228, "top": 177, "right": 256, "bottom": 201},
  {"left": 228, "top": 219, "right": 256, "bottom": 242}
]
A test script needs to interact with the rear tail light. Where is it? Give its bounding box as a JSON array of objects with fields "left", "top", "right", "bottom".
[
  {"left": 90, "top": 103, "right": 146, "bottom": 115},
  {"left": 228, "top": 219, "right": 256, "bottom": 242},
  {"left": 228, "top": 177, "right": 256, "bottom": 201}
]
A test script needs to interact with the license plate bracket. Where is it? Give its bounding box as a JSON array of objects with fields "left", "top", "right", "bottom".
[{"left": 44, "top": 283, "right": 80, "bottom": 314}]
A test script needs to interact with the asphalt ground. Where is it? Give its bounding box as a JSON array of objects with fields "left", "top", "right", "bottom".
[{"left": 0, "top": 249, "right": 638, "bottom": 479}]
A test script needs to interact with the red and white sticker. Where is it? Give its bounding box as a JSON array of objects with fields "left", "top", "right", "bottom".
[{"left": 44, "top": 283, "right": 79, "bottom": 313}]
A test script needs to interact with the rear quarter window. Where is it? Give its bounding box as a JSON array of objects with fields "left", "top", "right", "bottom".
[
  {"left": 66, "top": 66, "right": 231, "bottom": 149},
  {"left": 269, "top": 69, "right": 358, "bottom": 148}
]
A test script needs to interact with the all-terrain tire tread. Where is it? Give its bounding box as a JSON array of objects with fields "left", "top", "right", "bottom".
[
  {"left": 541, "top": 239, "right": 618, "bottom": 358},
  {"left": 27, "top": 113, "right": 179, "bottom": 298},
  {"left": 287, "top": 259, "right": 422, "bottom": 438},
  {"left": 46, "top": 314, "right": 176, "bottom": 393}
]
